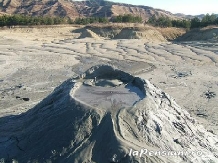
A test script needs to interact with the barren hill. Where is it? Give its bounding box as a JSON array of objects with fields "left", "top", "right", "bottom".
[
  {"left": 110, "top": 4, "right": 179, "bottom": 21},
  {"left": 0, "top": 0, "right": 79, "bottom": 18},
  {"left": 0, "top": 0, "right": 180, "bottom": 20}
]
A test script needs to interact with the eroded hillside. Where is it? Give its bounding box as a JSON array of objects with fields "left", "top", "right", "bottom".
[
  {"left": 0, "top": 0, "right": 79, "bottom": 18},
  {"left": 0, "top": 0, "right": 181, "bottom": 20}
]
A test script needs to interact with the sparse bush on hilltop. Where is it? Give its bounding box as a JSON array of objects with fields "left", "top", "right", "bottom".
[
  {"left": 172, "top": 19, "right": 191, "bottom": 29},
  {"left": 148, "top": 15, "right": 170, "bottom": 27},
  {"left": 73, "top": 17, "right": 109, "bottom": 25},
  {"left": 148, "top": 14, "right": 218, "bottom": 29},
  {"left": 148, "top": 15, "right": 190, "bottom": 28},
  {"left": 73, "top": 14, "right": 142, "bottom": 25},
  {"left": 190, "top": 14, "right": 218, "bottom": 28},
  {"left": 190, "top": 17, "right": 201, "bottom": 28},
  {"left": 200, "top": 14, "right": 218, "bottom": 27},
  {"left": 112, "top": 14, "right": 143, "bottom": 23},
  {"left": 73, "top": 15, "right": 142, "bottom": 25}
]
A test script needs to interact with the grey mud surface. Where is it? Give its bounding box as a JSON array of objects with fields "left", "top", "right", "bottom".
[
  {"left": 72, "top": 65, "right": 145, "bottom": 110},
  {"left": 73, "top": 84, "right": 143, "bottom": 109},
  {"left": 0, "top": 38, "right": 218, "bottom": 135}
]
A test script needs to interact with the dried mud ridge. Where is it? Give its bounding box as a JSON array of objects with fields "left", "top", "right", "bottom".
[
  {"left": 0, "top": 65, "right": 218, "bottom": 163},
  {"left": 71, "top": 26, "right": 218, "bottom": 41}
]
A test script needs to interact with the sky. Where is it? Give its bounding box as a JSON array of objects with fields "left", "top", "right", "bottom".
[{"left": 109, "top": 0, "right": 218, "bottom": 15}]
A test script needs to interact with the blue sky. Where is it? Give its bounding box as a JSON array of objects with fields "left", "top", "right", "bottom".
[{"left": 109, "top": 0, "right": 218, "bottom": 15}]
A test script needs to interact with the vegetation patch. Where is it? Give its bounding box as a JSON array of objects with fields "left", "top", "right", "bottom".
[{"left": 148, "top": 14, "right": 218, "bottom": 29}]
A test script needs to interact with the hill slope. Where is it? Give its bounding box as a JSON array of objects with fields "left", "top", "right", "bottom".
[
  {"left": 0, "top": 0, "right": 180, "bottom": 20},
  {"left": 176, "top": 26, "right": 218, "bottom": 41},
  {"left": 0, "top": 0, "right": 79, "bottom": 18}
]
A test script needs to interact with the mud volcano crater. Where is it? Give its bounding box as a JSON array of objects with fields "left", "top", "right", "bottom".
[{"left": 71, "top": 65, "right": 146, "bottom": 110}]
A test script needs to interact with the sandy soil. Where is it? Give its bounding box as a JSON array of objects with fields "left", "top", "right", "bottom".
[{"left": 0, "top": 26, "right": 218, "bottom": 146}]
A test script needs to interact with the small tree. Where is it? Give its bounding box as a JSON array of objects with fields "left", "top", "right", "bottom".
[
  {"left": 191, "top": 17, "right": 201, "bottom": 28},
  {"left": 148, "top": 15, "right": 156, "bottom": 24}
]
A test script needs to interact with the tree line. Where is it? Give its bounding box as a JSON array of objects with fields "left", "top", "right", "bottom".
[
  {"left": 0, "top": 14, "right": 143, "bottom": 26},
  {"left": 74, "top": 14, "right": 142, "bottom": 24},
  {"left": 148, "top": 14, "right": 218, "bottom": 29},
  {"left": 0, "top": 15, "right": 69, "bottom": 26},
  {"left": 73, "top": 17, "right": 109, "bottom": 25},
  {"left": 191, "top": 14, "right": 218, "bottom": 28},
  {"left": 0, "top": 14, "right": 218, "bottom": 28},
  {"left": 112, "top": 14, "right": 142, "bottom": 23}
]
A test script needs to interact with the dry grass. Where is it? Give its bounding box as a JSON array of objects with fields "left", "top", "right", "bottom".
[
  {"left": 201, "top": 25, "right": 218, "bottom": 30},
  {"left": 0, "top": 12, "right": 9, "bottom": 16},
  {"left": 85, "top": 23, "right": 186, "bottom": 40},
  {"left": 0, "top": 23, "right": 187, "bottom": 41},
  {"left": 86, "top": 22, "right": 153, "bottom": 29},
  {"left": 156, "top": 27, "right": 186, "bottom": 40}
]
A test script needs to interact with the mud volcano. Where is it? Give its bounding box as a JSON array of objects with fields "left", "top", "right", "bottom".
[
  {"left": 0, "top": 65, "right": 218, "bottom": 163},
  {"left": 71, "top": 65, "right": 145, "bottom": 110}
]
